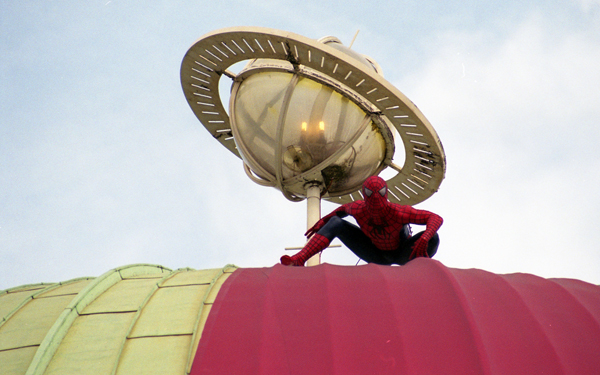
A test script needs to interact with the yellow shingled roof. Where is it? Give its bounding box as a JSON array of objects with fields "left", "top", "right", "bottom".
[{"left": 0, "top": 264, "right": 236, "bottom": 375}]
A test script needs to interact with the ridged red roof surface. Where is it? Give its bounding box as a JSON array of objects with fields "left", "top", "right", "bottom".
[{"left": 191, "top": 259, "right": 600, "bottom": 374}]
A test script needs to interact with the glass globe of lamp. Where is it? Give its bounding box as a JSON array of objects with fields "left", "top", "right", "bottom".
[{"left": 230, "top": 52, "right": 393, "bottom": 201}]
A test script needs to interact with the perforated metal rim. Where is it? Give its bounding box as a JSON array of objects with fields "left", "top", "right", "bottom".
[{"left": 180, "top": 26, "right": 445, "bottom": 205}]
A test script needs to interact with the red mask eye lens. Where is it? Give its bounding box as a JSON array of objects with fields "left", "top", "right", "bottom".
[
  {"left": 364, "top": 188, "right": 373, "bottom": 197},
  {"left": 379, "top": 187, "right": 387, "bottom": 196}
]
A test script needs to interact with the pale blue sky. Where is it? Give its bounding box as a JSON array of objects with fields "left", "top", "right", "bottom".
[{"left": 2, "top": 0, "right": 600, "bottom": 289}]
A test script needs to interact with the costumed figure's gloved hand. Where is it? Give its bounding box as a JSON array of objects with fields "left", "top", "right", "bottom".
[
  {"left": 305, "top": 218, "right": 326, "bottom": 239},
  {"left": 409, "top": 237, "right": 430, "bottom": 260},
  {"left": 305, "top": 206, "right": 347, "bottom": 239}
]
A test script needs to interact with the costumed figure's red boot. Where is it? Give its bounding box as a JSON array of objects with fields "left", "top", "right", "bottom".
[{"left": 280, "top": 234, "right": 331, "bottom": 266}]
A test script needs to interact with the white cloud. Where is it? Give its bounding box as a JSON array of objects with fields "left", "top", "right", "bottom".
[{"left": 575, "top": 0, "right": 600, "bottom": 12}]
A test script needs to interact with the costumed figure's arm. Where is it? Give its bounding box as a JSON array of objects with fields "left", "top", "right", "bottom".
[
  {"left": 305, "top": 205, "right": 349, "bottom": 238},
  {"left": 406, "top": 207, "right": 443, "bottom": 260}
]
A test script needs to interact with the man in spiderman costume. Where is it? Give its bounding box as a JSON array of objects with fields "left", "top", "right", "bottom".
[{"left": 281, "top": 175, "right": 443, "bottom": 266}]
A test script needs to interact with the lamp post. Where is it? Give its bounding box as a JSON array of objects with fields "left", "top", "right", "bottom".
[
  {"left": 305, "top": 183, "right": 322, "bottom": 266},
  {"left": 181, "top": 27, "right": 446, "bottom": 265}
]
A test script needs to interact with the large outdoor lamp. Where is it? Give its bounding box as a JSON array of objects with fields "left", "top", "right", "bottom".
[{"left": 181, "top": 27, "right": 446, "bottom": 264}]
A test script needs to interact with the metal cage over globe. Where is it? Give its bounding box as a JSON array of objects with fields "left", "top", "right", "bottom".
[
  {"left": 180, "top": 27, "right": 446, "bottom": 205},
  {"left": 230, "top": 54, "right": 394, "bottom": 201}
]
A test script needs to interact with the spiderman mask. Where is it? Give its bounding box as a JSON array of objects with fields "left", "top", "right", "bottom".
[{"left": 362, "top": 176, "right": 390, "bottom": 219}]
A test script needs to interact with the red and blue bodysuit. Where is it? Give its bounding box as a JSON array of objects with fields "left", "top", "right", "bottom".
[{"left": 281, "top": 176, "right": 443, "bottom": 266}]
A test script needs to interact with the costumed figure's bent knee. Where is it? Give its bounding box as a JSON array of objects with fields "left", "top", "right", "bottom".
[
  {"left": 317, "top": 216, "right": 345, "bottom": 240},
  {"left": 427, "top": 233, "right": 440, "bottom": 258}
]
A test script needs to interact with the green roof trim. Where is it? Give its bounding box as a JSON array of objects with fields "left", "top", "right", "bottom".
[
  {"left": 185, "top": 265, "right": 237, "bottom": 374},
  {"left": 25, "top": 264, "right": 171, "bottom": 375},
  {"left": 0, "top": 264, "right": 237, "bottom": 375},
  {"left": 107, "top": 268, "right": 189, "bottom": 375},
  {"left": 0, "top": 277, "right": 94, "bottom": 338}
]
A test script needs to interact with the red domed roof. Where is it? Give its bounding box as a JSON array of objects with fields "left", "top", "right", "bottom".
[{"left": 192, "top": 259, "right": 600, "bottom": 374}]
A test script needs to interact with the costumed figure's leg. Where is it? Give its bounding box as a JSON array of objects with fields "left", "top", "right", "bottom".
[
  {"left": 282, "top": 216, "right": 391, "bottom": 266},
  {"left": 328, "top": 217, "right": 396, "bottom": 265},
  {"left": 394, "top": 232, "right": 440, "bottom": 265},
  {"left": 281, "top": 233, "right": 330, "bottom": 266}
]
